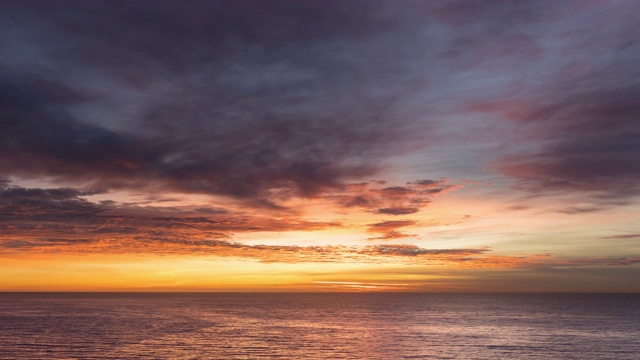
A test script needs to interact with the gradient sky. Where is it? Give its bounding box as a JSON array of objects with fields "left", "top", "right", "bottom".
[{"left": 1, "top": 0, "right": 639, "bottom": 292}]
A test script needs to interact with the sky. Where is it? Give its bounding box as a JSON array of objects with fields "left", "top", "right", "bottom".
[{"left": 1, "top": 0, "right": 639, "bottom": 292}]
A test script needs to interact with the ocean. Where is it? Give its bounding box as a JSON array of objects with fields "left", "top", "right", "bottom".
[{"left": 0, "top": 293, "right": 638, "bottom": 359}]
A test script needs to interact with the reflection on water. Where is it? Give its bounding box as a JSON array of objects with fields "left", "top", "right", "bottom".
[{"left": 1, "top": 293, "right": 639, "bottom": 359}]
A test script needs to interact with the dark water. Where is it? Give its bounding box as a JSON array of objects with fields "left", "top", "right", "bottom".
[{"left": 0, "top": 293, "right": 638, "bottom": 359}]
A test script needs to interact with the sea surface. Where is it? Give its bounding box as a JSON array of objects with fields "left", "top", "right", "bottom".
[{"left": 0, "top": 293, "right": 638, "bottom": 359}]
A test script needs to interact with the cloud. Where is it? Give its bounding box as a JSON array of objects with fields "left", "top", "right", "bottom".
[
  {"left": 3, "top": 0, "right": 637, "bottom": 210},
  {"left": 136, "top": 240, "right": 498, "bottom": 265},
  {"left": 2, "top": 193, "right": 638, "bottom": 271},
  {"left": 376, "top": 207, "right": 420, "bottom": 216},
  {"left": 0, "top": 232, "right": 511, "bottom": 267},
  {"left": 0, "top": 182, "right": 104, "bottom": 220},
  {"left": 495, "top": 86, "right": 640, "bottom": 199},
  {"left": 465, "top": 1, "right": 640, "bottom": 201},
  {"left": 535, "top": 256, "right": 640, "bottom": 268},
  {"left": 366, "top": 220, "right": 417, "bottom": 240},
  {"left": 0, "top": 0, "right": 449, "bottom": 208},
  {"left": 329, "top": 179, "right": 459, "bottom": 215},
  {"left": 360, "top": 244, "right": 486, "bottom": 257},
  {"left": 601, "top": 234, "right": 640, "bottom": 240},
  {"left": 2, "top": 238, "right": 93, "bottom": 249},
  {"left": 1, "top": 1, "right": 638, "bottom": 287},
  {"left": 556, "top": 206, "right": 606, "bottom": 215},
  {"left": 0, "top": 183, "right": 342, "bottom": 249}
]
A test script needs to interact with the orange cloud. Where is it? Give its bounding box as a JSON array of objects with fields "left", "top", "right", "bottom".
[
  {"left": 366, "top": 220, "right": 417, "bottom": 240},
  {"left": 328, "top": 178, "right": 460, "bottom": 216}
]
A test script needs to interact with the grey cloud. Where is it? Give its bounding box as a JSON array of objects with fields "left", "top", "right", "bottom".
[
  {"left": 3, "top": 0, "right": 637, "bottom": 210},
  {"left": 0, "top": 182, "right": 104, "bottom": 220},
  {"left": 557, "top": 206, "right": 606, "bottom": 215},
  {"left": 0, "top": 0, "right": 443, "bottom": 207},
  {"left": 0, "top": 183, "right": 341, "bottom": 247},
  {"left": 497, "top": 85, "right": 640, "bottom": 200},
  {"left": 376, "top": 207, "right": 420, "bottom": 216},
  {"left": 480, "top": 2, "right": 640, "bottom": 201}
]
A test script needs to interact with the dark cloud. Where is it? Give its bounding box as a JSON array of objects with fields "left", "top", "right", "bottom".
[
  {"left": 495, "top": 86, "right": 640, "bottom": 199},
  {"left": 3, "top": 0, "right": 637, "bottom": 208},
  {"left": 0, "top": 182, "right": 104, "bottom": 220},
  {"left": 0, "top": 183, "right": 342, "bottom": 249},
  {"left": 376, "top": 207, "right": 420, "bottom": 216},
  {"left": 471, "top": 1, "right": 640, "bottom": 201},
  {"left": 0, "top": 0, "right": 441, "bottom": 207},
  {"left": 0, "top": 75, "right": 154, "bottom": 185}
]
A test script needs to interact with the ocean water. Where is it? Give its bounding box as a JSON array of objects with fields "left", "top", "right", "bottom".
[{"left": 0, "top": 293, "right": 638, "bottom": 359}]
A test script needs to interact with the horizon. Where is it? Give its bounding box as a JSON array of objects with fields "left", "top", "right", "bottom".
[{"left": 2, "top": 291, "right": 639, "bottom": 293}]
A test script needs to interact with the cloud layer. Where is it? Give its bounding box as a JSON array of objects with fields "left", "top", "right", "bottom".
[
  {"left": 3, "top": 0, "right": 639, "bottom": 204},
  {"left": 0, "top": 0, "right": 441, "bottom": 208},
  {"left": 1, "top": 1, "right": 639, "bottom": 291}
]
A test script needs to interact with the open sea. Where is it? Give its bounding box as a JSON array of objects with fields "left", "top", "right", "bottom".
[{"left": 0, "top": 293, "right": 638, "bottom": 359}]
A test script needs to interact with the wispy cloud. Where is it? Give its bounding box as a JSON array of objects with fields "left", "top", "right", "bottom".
[
  {"left": 366, "top": 220, "right": 417, "bottom": 240},
  {"left": 474, "top": 3, "right": 640, "bottom": 202},
  {"left": 601, "top": 234, "right": 640, "bottom": 240},
  {"left": 329, "top": 179, "right": 459, "bottom": 216},
  {"left": 0, "top": 182, "right": 341, "bottom": 249}
]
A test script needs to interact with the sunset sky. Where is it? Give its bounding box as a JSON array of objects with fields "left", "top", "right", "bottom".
[{"left": 1, "top": 0, "right": 639, "bottom": 292}]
